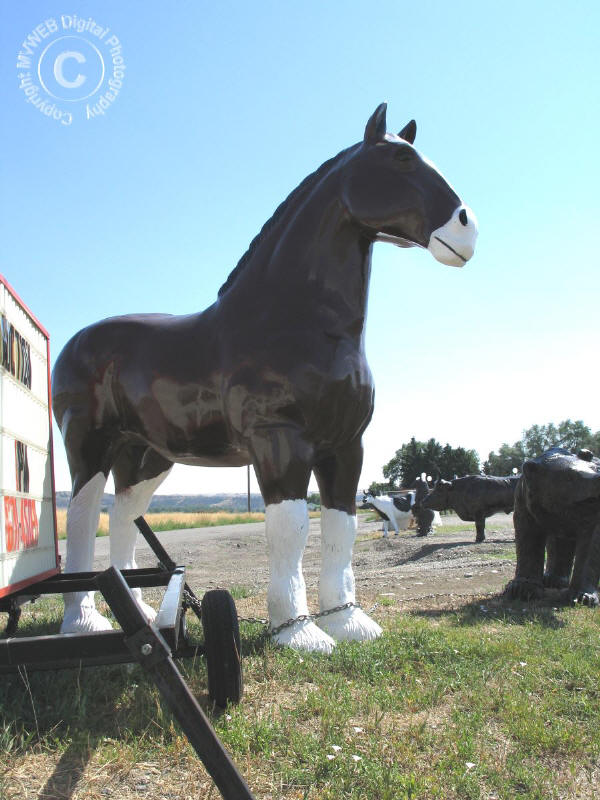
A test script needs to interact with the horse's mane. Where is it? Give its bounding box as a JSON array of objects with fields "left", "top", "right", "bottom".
[{"left": 218, "top": 144, "right": 355, "bottom": 297}]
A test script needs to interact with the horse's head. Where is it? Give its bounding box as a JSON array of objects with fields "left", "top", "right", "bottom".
[{"left": 342, "top": 103, "right": 478, "bottom": 267}]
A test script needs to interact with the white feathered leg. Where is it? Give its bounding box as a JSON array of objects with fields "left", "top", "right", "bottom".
[
  {"left": 109, "top": 469, "right": 172, "bottom": 622},
  {"left": 317, "top": 507, "right": 382, "bottom": 642},
  {"left": 266, "top": 499, "right": 335, "bottom": 653},
  {"left": 61, "top": 473, "right": 112, "bottom": 633}
]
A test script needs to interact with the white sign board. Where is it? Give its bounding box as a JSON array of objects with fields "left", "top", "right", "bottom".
[{"left": 0, "top": 275, "right": 59, "bottom": 597}]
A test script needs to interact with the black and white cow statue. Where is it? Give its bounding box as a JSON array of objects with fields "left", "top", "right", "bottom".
[
  {"left": 362, "top": 486, "right": 441, "bottom": 537},
  {"left": 362, "top": 492, "right": 415, "bottom": 537},
  {"left": 422, "top": 473, "right": 519, "bottom": 542}
]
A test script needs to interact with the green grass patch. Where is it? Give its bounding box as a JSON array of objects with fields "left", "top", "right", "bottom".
[
  {"left": 2, "top": 595, "right": 599, "bottom": 798},
  {"left": 485, "top": 549, "right": 518, "bottom": 562},
  {"left": 438, "top": 523, "right": 478, "bottom": 534},
  {"left": 229, "top": 584, "right": 256, "bottom": 600}
]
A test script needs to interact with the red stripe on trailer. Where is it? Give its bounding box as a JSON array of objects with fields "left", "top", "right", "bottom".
[
  {"left": 0, "top": 566, "right": 60, "bottom": 600},
  {"left": 0, "top": 274, "right": 51, "bottom": 339}
]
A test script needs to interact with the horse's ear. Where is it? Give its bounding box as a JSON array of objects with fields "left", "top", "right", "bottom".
[
  {"left": 398, "top": 119, "right": 417, "bottom": 144},
  {"left": 364, "top": 103, "right": 387, "bottom": 143}
]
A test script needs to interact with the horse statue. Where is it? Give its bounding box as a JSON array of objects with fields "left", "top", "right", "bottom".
[{"left": 52, "top": 103, "right": 478, "bottom": 652}]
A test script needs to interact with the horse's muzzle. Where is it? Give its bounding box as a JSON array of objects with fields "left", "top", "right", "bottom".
[{"left": 427, "top": 205, "right": 478, "bottom": 267}]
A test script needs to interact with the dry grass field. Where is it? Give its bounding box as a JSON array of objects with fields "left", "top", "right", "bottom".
[{"left": 55, "top": 509, "right": 267, "bottom": 538}]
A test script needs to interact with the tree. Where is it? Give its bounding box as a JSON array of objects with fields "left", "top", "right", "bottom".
[
  {"left": 483, "top": 442, "right": 525, "bottom": 475},
  {"left": 484, "top": 419, "right": 599, "bottom": 475},
  {"left": 382, "top": 437, "right": 480, "bottom": 488},
  {"left": 366, "top": 481, "right": 391, "bottom": 496}
]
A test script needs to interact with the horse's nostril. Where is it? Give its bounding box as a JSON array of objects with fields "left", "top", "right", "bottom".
[{"left": 458, "top": 209, "right": 468, "bottom": 226}]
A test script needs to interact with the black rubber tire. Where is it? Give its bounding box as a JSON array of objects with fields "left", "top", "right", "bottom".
[{"left": 201, "top": 589, "right": 243, "bottom": 707}]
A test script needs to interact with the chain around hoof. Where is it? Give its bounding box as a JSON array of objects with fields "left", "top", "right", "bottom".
[
  {"left": 317, "top": 603, "right": 382, "bottom": 642},
  {"left": 270, "top": 616, "right": 335, "bottom": 653}
]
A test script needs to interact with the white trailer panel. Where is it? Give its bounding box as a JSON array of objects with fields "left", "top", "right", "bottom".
[{"left": 0, "top": 275, "right": 59, "bottom": 597}]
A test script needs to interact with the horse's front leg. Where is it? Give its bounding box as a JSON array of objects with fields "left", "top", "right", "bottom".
[
  {"left": 250, "top": 429, "right": 335, "bottom": 654},
  {"left": 314, "top": 441, "right": 383, "bottom": 643}
]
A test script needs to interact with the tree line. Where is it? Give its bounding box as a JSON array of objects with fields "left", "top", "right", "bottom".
[{"left": 368, "top": 419, "right": 600, "bottom": 494}]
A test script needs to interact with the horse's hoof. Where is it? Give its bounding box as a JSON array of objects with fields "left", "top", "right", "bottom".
[
  {"left": 503, "top": 578, "right": 543, "bottom": 601},
  {"left": 271, "top": 619, "right": 335, "bottom": 653},
  {"left": 132, "top": 590, "right": 157, "bottom": 622},
  {"left": 475, "top": 535, "right": 485, "bottom": 543},
  {"left": 317, "top": 606, "right": 382, "bottom": 643},
  {"left": 137, "top": 599, "right": 157, "bottom": 622},
  {"left": 60, "top": 608, "right": 114, "bottom": 634}
]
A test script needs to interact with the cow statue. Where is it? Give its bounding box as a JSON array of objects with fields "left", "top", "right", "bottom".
[
  {"left": 504, "top": 448, "right": 600, "bottom": 606},
  {"left": 422, "top": 473, "right": 518, "bottom": 542},
  {"left": 362, "top": 492, "right": 415, "bottom": 537}
]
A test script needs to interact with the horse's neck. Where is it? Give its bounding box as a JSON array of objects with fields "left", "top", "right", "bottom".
[{"left": 227, "top": 175, "right": 373, "bottom": 340}]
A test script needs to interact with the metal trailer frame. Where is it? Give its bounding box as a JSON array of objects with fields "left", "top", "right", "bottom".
[{"left": 0, "top": 516, "right": 255, "bottom": 800}]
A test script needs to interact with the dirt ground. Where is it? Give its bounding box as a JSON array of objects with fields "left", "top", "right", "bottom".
[{"left": 101, "top": 511, "right": 518, "bottom": 616}]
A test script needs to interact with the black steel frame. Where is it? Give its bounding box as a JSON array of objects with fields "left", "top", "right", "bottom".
[{"left": 0, "top": 517, "right": 255, "bottom": 800}]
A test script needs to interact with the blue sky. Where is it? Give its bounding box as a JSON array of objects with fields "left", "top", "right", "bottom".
[{"left": 1, "top": 1, "right": 599, "bottom": 496}]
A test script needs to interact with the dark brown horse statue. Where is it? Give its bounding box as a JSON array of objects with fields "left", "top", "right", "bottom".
[{"left": 53, "top": 104, "right": 478, "bottom": 651}]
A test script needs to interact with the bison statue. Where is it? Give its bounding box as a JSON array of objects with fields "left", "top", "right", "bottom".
[
  {"left": 421, "top": 473, "right": 518, "bottom": 542},
  {"left": 504, "top": 448, "right": 600, "bottom": 606}
]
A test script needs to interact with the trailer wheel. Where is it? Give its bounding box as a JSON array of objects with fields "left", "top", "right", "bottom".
[{"left": 201, "top": 589, "right": 243, "bottom": 707}]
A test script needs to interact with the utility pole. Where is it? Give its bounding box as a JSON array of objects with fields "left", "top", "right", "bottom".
[{"left": 247, "top": 465, "right": 251, "bottom": 512}]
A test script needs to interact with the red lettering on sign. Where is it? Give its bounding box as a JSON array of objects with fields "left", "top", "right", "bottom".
[
  {"left": 4, "top": 496, "right": 17, "bottom": 552},
  {"left": 3, "top": 496, "right": 39, "bottom": 552}
]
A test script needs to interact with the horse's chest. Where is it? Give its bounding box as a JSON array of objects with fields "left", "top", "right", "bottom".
[{"left": 225, "top": 347, "right": 373, "bottom": 446}]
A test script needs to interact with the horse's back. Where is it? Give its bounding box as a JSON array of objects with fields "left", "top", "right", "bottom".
[{"left": 52, "top": 312, "right": 212, "bottom": 423}]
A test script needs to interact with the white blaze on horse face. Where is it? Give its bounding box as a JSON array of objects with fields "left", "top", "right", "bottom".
[
  {"left": 265, "top": 499, "right": 335, "bottom": 653},
  {"left": 377, "top": 140, "right": 478, "bottom": 265},
  {"left": 61, "top": 472, "right": 113, "bottom": 634},
  {"left": 428, "top": 205, "right": 478, "bottom": 267},
  {"left": 318, "top": 508, "right": 383, "bottom": 642},
  {"left": 109, "top": 468, "right": 172, "bottom": 622}
]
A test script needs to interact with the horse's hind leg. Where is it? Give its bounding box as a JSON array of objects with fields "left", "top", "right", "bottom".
[
  {"left": 110, "top": 446, "right": 173, "bottom": 620},
  {"left": 60, "top": 423, "right": 114, "bottom": 633},
  {"left": 250, "top": 428, "right": 335, "bottom": 654},
  {"left": 314, "top": 440, "right": 382, "bottom": 643}
]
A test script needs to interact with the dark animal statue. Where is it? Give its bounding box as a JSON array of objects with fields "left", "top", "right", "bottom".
[
  {"left": 52, "top": 104, "right": 477, "bottom": 652},
  {"left": 504, "top": 448, "right": 600, "bottom": 606},
  {"left": 422, "top": 474, "right": 518, "bottom": 542},
  {"left": 412, "top": 475, "right": 437, "bottom": 537}
]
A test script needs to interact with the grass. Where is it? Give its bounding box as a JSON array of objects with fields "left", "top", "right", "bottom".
[
  {"left": 2, "top": 592, "right": 600, "bottom": 799},
  {"left": 55, "top": 509, "right": 268, "bottom": 539},
  {"left": 437, "top": 523, "right": 479, "bottom": 534}
]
